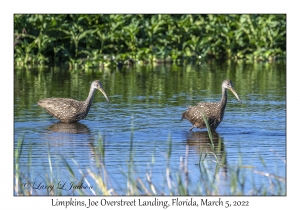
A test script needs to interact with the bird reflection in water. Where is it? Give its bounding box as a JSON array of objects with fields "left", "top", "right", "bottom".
[
  {"left": 42, "top": 122, "right": 106, "bottom": 171},
  {"left": 44, "top": 122, "right": 93, "bottom": 154},
  {"left": 47, "top": 122, "right": 90, "bottom": 134},
  {"left": 185, "top": 131, "right": 228, "bottom": 180}
]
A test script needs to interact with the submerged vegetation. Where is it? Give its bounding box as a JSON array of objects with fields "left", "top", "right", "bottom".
[{"left": 14, "top": 14, "right": 286, "bottom": 68}]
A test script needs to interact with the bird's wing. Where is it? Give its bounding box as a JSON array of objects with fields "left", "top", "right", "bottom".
[
  {"left": 182, "top": 102, "right": 220, "bottom": 122},
  {"left": 38, "top": 98, "right": 83, "bottom": 119}
]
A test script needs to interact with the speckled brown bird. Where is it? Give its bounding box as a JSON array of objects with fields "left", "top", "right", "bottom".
[
  {"left": 181, "top": 79, "right": 242, "bottom": 131},
  {"left": 38, "top": 80, "right": 109, "bottom": 123}
]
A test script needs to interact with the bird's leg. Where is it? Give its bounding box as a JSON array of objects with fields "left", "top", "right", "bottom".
[{"left": 189, "top": 125, "right": 195, "bottom": 131}]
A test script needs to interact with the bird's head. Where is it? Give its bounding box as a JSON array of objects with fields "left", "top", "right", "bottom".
[
  {"left": 91, "top": 80, "right": 110, "bottom": 103},
  {"left": 222, "top": 79, "right": 242, "bottom": 104}
]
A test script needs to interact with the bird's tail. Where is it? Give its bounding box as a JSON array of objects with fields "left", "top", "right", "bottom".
[{"left": 181, "top": 111, "right": 186, "bottom": 121}]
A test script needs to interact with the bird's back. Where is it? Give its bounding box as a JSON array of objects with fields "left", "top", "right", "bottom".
[
  {"left": 182, "top": 102, "right": 223, "bottom": 129},
  {"left": 38, "top": 98, "right": 86, "bottom": 123}
]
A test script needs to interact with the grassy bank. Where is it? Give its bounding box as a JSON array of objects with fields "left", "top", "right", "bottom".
[{"left": 14, "top": 14, "right": 286, "bottom": 67}]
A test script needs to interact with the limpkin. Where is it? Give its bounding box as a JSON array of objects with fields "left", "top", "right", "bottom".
[
  {"left": 181, "top": 79, "right": 242, "bottom": 131},
  {"left": 38, "top": 80, "right": 109, "bottom": 123}
]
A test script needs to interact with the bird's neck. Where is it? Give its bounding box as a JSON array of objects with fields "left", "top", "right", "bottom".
[
  {"left": 84, "top": 87, "right": 96, "bottom": 111},
  {"left": 220, "top": 88, "right": 228, "bottom": 110},
  {"left": 218, "top": 88, "right": 228, "bottom": 121}
]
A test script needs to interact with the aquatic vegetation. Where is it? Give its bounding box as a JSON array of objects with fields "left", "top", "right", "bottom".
[{"left": 14, "top": 14, "right": 286, "bottom": 67}]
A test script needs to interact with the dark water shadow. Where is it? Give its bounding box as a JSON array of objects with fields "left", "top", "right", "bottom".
[{"left": 47, "top": 122, "right": 91, "bottom": 134}]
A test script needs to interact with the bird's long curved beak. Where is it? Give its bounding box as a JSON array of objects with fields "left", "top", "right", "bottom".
[
  {"left": 228, "top": 87, "right": 242, "bottom": 104},
  {"left": 98, "top": 87, "right": 110, "bottom": 103}
]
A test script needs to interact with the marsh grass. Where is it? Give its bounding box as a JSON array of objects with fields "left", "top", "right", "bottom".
[{"left": 14, "top": 118, "right": 286, "bottom": 196}]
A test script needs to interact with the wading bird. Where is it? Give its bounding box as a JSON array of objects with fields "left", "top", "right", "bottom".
[
  {"left": 38, "top": 80, "right": 109, "bottom": 123},
  {"left": 181, "top": 79, "right": 242, "bottom": 131}
]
